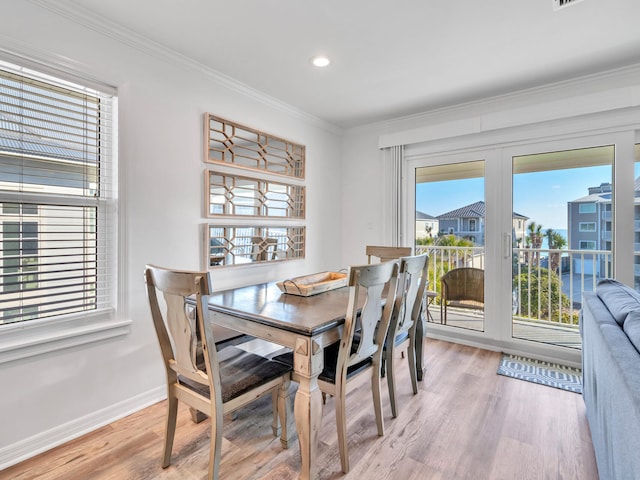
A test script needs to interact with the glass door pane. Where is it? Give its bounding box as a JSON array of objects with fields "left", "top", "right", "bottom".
[
  {"left": 512, "top": 146, "right": 614, "bottom": 349},
  {"left": 415, "top": 160, "right": 485, "bottom": 332}
]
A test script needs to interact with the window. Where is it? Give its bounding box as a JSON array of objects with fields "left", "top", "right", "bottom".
[
  {"left": 580, "top": 240, "right": 597, "bottom": 249},
  {"left": 0, "top": 60, "right": 115, "bottom": 326},
  {"left": 579, "top": 203, "right": 596, "bottom": 214},
  {"left": 579, "top": 222, "right": 597, "bottom": 232}
]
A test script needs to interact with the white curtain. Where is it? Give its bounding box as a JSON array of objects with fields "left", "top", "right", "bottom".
[{"left": 388, "top": 145, "right": 404, "bottom": 247}]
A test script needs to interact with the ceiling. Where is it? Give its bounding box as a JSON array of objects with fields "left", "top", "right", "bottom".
[{"left": 50, "top": 0, "right": 640, "bottom": 128}]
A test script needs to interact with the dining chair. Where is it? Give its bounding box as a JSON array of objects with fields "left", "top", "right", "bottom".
[
  {"left": 383, "top": 253, "right": 429, "bottom": 418},
  {"left": 366, "top": 245, "right": 412, "bottom": 264},
  {"left": 145, "top": 264, "right": 292, "bottom": 480},
  {"left": 274, "top": 260, "right": 400, "bottom": 473}
]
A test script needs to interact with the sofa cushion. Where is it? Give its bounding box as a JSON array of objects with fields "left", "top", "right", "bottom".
[
  {"left": 596, "top": 278, "right": 640, "bottom": 326},
  {"left": 624, "top": 310, "right": 640, "bottom": 354}
]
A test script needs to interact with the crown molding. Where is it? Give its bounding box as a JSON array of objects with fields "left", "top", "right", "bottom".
[
  {"left": 26, "top": 0, "right": 342, "bottom": 136},
  {"left": 346, "top": 62, "right": 640, "bottom": 137}
]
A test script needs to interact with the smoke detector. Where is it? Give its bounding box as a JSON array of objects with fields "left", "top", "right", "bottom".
[{"left": 553, "top": 0, "right": 584, "bottom": 11}]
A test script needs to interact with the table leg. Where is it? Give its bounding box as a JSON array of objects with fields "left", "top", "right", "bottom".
[{"left": 293, "top": 337, "right": 324, "bottom": 480}]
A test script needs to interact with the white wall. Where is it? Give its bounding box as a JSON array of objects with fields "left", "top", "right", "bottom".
[{"left": 0, "top": 1, "right": 343, "bottom": 467}]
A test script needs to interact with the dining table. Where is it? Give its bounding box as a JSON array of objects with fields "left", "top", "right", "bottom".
[{"left": 205, "top": 281, "right": 426, "bottom": 479}]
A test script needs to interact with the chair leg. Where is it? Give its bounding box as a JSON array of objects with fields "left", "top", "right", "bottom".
[
  {"left": 386, "top": 343, "right": 399, "bottom": 419},
  {"left": 334, "top": 385, "right": 350, "bottom": 473},
  {"left": 277, "top": 377, "right": 293, "bottom": 449},
  {"left": 415, "top": 314, "right": 426, "bottom": 382},
  {"left": 407, "top": 334, "right": 418, "bottom": 395},
  {"left": 162, "top": 393, "right": 179, "bottom": 468},
  {"left": 372, "top": 360, "right": 385, "bottom": 436},
  {"left": 208, "top": 407, "right": 224, "bottom": 480}
]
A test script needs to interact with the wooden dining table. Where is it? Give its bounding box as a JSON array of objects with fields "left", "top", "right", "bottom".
[{"left": 205, "top": 281, "right": 426, "bottom": 479}]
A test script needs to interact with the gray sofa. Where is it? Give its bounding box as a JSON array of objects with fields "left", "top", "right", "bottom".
[{"left": 581, "top": 279, "right": 640, "bottom": 480}]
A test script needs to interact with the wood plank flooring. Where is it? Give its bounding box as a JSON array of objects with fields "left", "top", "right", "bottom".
[{"left": 0, "top": 339, "right": 599, "bottom": 480}]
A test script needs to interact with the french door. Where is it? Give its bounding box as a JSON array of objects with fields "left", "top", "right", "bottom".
[{"left": 407, "top": 132, "right": 636, "bottom": 363}]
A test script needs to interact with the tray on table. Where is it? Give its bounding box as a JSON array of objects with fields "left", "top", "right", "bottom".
[{"left": 276, "top": 271, "right": 347, "bottom": 296}]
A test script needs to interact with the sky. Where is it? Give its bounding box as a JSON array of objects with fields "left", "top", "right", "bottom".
[{"left": 416, "top": 165, "right": 613, "bottom": 231}]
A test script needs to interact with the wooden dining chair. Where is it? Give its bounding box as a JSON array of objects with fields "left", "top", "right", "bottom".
[
  {"left": 383, "top": 253, "right": 429, "bottom": 418},
  {"left": 366, "top": 245, "right": 412, "bottom": 264},
  {"left": 323, "top": 261, "right": 400, "bottom": 472},
  {"left": 145, "top": 265, "right": 292, "bottom": 480},
  {"left": 275, "top": 261, "right": 400, "bottom": 473}
]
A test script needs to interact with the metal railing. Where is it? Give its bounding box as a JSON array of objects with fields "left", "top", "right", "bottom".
[
  {"left": 415, "top": 245, "right": 484, "bottom": 293},
  {"left": 415, "top": 244, "right": 613, "bottom": 328}
]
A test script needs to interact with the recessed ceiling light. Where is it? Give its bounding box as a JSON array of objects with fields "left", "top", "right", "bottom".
[{"left": 311, "top": 56, "right": 330, "bottom": 68}]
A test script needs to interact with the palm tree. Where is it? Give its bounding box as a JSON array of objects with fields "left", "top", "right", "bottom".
[
  {"left": 545, "top": 228, "right": 567, "bottom": 273},
  {"left": 526, "top": 221, "right": 544, "bottom": 266}
]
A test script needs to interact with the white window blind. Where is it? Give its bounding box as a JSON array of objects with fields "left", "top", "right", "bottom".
[{"left": 0, "top": 60, "right": 115, "bottom": 325}]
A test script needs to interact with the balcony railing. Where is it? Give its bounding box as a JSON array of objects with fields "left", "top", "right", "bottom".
[{"left": 415, "top": 244, "right": 613, "bottom": 329}]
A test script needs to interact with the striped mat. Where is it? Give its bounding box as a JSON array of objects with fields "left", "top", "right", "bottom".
[{"left": 497, "top": 354, "right": 582, "bottom": 394}]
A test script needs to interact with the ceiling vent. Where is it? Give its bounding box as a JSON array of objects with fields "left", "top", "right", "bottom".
[{"left": 553, "top": 0, "right": 584, "bottom": 10}]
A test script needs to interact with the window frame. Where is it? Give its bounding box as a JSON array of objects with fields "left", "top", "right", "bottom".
[
  {"left": 0, "top": 55, "right": 129, "bottom": 364},
  {"left": 579, "top": 222, "right": 597, "bottom": 232},
  {"left": 580, "top": 240, "right": 597, "bottom": 250},
  {"left": 579, "top": 203, "right": 597, "bottom": 214}
]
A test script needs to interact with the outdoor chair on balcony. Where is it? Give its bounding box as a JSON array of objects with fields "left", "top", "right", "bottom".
[{"left": 440, "top": 267, "right": 484, "bottom": 325}]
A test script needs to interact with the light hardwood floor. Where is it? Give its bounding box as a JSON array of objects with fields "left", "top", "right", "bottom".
[{"left": 1, "top": 339, "right": 599, "bottom": 480}]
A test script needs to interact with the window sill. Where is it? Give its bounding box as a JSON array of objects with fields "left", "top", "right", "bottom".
[{"left": 0, "top": 310, "right": 131, "bottom": 364}]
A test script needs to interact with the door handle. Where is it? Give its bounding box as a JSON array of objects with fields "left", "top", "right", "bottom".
[{"left": 503, "top": 233, "right": 512, "bottom": 259}]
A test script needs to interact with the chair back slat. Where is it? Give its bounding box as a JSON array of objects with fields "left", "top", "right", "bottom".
[{"left": 163, "top": 292, "right": 204, "bottom": 382}]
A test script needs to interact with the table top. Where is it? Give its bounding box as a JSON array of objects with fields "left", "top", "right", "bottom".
[{"left": 207, "top": 282, "right": 352, "bottom": 337}]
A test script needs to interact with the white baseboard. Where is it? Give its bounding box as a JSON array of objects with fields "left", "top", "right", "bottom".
[{"left": 0, "top": 386, "right": 166, "bottom": 471}]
